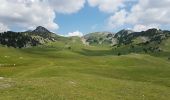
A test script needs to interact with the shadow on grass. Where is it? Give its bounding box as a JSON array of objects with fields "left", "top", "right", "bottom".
[
  {"left": 73, "top": 48, "right": 118, "bottom": 56},
  {"left": 74, "top": 48, "right": 170, "bottom": 59}
]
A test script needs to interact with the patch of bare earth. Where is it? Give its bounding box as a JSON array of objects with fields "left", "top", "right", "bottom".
[{"left": 0, "top": 77, "right": 13, "bottom": 89}]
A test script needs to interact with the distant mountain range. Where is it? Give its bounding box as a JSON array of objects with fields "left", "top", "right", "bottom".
[
  {"left": 0, "top": 26, "right": 66, "bottom": 48},
  {"left": 83, "top": 28, "right": 170, "bottom": 55},
  {"left": 0, "top": 26, "right": 170, "bottom": 55},
  {"left": 82, "top": 29, "right": 170, "bottom": 46}
]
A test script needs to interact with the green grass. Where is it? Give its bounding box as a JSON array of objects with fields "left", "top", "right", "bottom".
[
  {"left": 161, "top": 38, "right": 170, "bottom": 51},
  {"left": 0, "top": 42, "right": 170, "bottom": 100}
]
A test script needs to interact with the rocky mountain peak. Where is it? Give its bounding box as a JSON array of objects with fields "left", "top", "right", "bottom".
[{"left": 32, "top": 26, "right": 50, "bottom": 33}]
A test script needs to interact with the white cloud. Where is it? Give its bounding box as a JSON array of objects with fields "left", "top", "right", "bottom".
[
  {"left": 108, "top": 10, "right": 128, "bottom": 29},
  {"left": 48, "top": 0, "right": 85, "bottom": 14},
  {"left": 87, "top": 0, "right": 125, "bottom": 13},
  {"left": 1, "top": 0, "right": 169, "bottom": 33},
  {"left": 0, "top": 0, "right": 85, "bottom": 32},
  {"left": 125, "top": 0, "right": 170, "bottom": 25},
  {"left": 132, "top": 24, "right": 159, "bottom": 32},
  {"left": 68, "top": 30, "right": 83, "bottom": 37},
  {"left": 0, "top": 23, "right": 9, "bottom": 32},
  {"left": 0, "top": 0, "right": 58, "bottom": 31},
  {"left": 107, "top": 0, "right": 170, "bottom": 30}
]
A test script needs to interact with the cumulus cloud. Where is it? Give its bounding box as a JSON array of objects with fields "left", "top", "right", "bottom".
[
  {"left": 0, "top": 0, "right": 85, "bottom": 32},
  {"left": 132, "top": 24, "right": 159, "bottom": 32},
  {"left": 107, "top": 0, "right": 170, "bottom": 31},
  {"left": 1, "top": 0, "right": 169, "bottom": 33},
  {"left": 87, "top": 0, "right": 125, "bottom": 13},
  {"left": 48, "top": 0, "right": 85, "bottom": 14},
  {"left": 124, "top": 0, "right": 170, "bottom": 25},
  {"left": 108, "top": 10, "right": 128, "bottom": 29},
  {"left": 68, "top": 30, "right": 83, "bottom": 37},
  {"left": 0, "top": 0, "right": 58, "bottom": 31}
]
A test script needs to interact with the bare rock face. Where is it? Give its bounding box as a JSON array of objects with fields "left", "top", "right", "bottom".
[
  {"left": 32, "top": 26, "right": 51, "bottom": 34},
  {"left": 83, "top": 32, "right": 115, "bottom": 45}
]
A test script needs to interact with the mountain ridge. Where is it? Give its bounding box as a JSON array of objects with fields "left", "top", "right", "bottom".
[
  {"left": 0, "top": 26, "right": 65, "bottom": 48},
  {"left": 32, "top": 26, "right": 51, "bottom": 33},
  {"left": 0, "top": 27, "right": 170, "bottom": 52}
]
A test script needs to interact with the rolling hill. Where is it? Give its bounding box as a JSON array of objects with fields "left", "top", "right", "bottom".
[
  {"left": 82, "top": 28, "right": 170, "bottom": 58},
  {"left": 0, "top": 27, "right": 170, "bottom": 100}
]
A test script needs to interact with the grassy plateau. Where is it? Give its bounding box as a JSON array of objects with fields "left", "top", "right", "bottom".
[{"left": 0, "top": 40, "right": 170, "bottom": 100}]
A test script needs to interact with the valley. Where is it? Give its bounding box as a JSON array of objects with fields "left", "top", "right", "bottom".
[{"left": 0, "top": 27, "right": 170, "bottom": 100}]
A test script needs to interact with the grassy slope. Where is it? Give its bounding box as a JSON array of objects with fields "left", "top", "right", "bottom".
[
  {"left": 0, "top": 41, "right": 170, "bottom": 100},
  {"left": 161, "top": 38, "right": 170, "bottom": 52}
]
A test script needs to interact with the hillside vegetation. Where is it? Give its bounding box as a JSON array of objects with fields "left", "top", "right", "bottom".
[
  {"left": 0, "top": 27, "right": 170, "bottom": 100},
  {"left": 0, "top": 26, "right": 67, "bottom": 48}
]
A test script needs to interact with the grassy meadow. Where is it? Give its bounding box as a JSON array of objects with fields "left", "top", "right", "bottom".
[{"left": 0, "top": 41, "right": 170, "bottom": 100}]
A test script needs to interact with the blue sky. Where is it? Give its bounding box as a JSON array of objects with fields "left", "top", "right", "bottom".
[
  {"left": 56, "top": 3, "right": 109, "bottom": 35},
  {"left": 56, "top": 1, "right": 138, "bottom": 35},
  {"left": 0, "top": 0, "right": 170, "bottom": 36}
]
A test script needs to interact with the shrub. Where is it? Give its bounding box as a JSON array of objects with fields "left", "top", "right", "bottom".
[
  {"left": 118, "top": 53, "right": 121, "bottom": 56},
  {"left": 68, "top": 46, "right": 71, "bottom": 50},
  {"left": 131, "top": 45, "right": 134, "bottom": 49},
  {"left": 168, "top": 57, "right": 170, "bottom": 60},
  {"left": 143, "top": 48, "right": 147, "bottom": 53}
]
